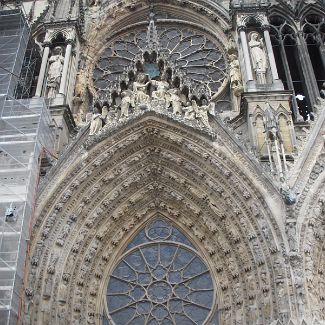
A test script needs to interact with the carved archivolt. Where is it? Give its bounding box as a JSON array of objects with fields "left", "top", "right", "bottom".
[
  {"left": 25, "top": 116, "right": 290, "bottom": 324},
  {"left": 299, "top": 163, "right": 325, "bottom": 321}
]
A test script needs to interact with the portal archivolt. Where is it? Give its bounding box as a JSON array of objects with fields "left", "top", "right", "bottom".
[{"left": 25, "top": 117, "right": 290, "bottom": 324}]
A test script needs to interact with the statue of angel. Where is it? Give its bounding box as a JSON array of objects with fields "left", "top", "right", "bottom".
[
  {"left": 169, "top": 88, "right": 183, "bottom": 115},
  {"left": 89, "top": 107, "right": 106, "bottom": 136},
  {"left": 152, "top": 73, "right": 170, "bottom": 102},
  {"left": 183, "top": 101, "right": 196, "bottom": 120},
  {"left": 120, "top": 89, "right": 135, "bottom": 119},
  {"left": 133, "top": 73, "right": 150, "bottom": 105},
  {"left": 193, "top": 99, "right": 215, "bottom": 128}
]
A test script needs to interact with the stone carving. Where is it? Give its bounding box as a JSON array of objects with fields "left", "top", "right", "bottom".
[
  {"left": 152, "top": 73, "right": 170, "bottom": 102},
  {"left": 89, "top": 107, "right": 106, "bottom": 136},
  {"left": 43, "top": 275, "right": 53, "bottom": 300},
  {"left": 42, "top": 306, "right": 51, "bottom": 325},
  {"left": 56, "top": 220, "right": 73, "bottom": 246},
  {"left": 58, "top": 281, "right": 68, "bottom": 303},
  {"left": 87, "top": 47, "right": 218, "bottom": 136},
  {"left": 286, "top": 220, "right": 297, "bottom": 252},
  {"left": 47, "top": 254, "right": 58, "bottom": 274},
  {"left": 58, "top": 306, "right": 67, "bottom": 325},
  {"left": 120, "top": 90, "right": 135, "bottom": 118},
  {"left": 229, "top": 53, "right": 243, "bottom": 96},
  {"left": 133, "top": 73, "right": 151, "bottom": 106},
  {"left": 262, "top": 290, "right": 272, "bottom": 322},
  {"left": 249, "top": 32, "right": 268, "bottom": 84},
  {"left": 47, "top": 46, "right": 64, "bottom": 98},
  {"left": 31, "top": 241, "right": 44, "bottom": 266}
]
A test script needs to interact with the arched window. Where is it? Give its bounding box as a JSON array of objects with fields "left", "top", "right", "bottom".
[
  {"left": 269, "top": 16, "right": 311, "bottom": 120},
  {"left": 103, "top": 217, "right": 218, "bottom": 325},
  {"left": 302, "top": 14, "right": 325, "bottom": 92}
]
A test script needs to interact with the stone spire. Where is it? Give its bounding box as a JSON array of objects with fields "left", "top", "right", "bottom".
[{"left": 146, "top": 5, "right": 159, "bottom": 51}]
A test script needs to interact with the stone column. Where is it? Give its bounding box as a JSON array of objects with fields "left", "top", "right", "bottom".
[
  {"left": 239, "top": 27, "right": 254, "bottom": 82},
  {"left": 35, "top": 44, "right": 50, "bottom": 97},
  {"left": 296, "top": 32, "right": 319, "bottom": 107},
  {"left": 59, "top": 41, "right": 73, "bottom": 96},
  {"left": 262, "top": 26, "right": 279, "bottom": 81}
]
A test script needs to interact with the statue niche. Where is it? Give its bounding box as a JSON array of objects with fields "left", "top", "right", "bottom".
[
  {"left": 88, "top": 50, "right": 216, "bottom": 135},
  {"left": 249, "top": 32, "right": 268, "bottom": 84},
  {"left": 47, "top": 46, "right": 64, "bottom": 99}
]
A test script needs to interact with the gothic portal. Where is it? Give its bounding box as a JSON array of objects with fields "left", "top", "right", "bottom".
[{"left": 0, "top": 1, "right": 324, "bottom": 325}]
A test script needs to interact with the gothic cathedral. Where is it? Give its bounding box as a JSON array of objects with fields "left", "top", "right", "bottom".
[{"left": 0, "top": 0, "right": 324, "bottom": 325}]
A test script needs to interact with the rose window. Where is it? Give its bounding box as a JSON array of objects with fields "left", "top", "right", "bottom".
[
  {"left": 93, "top": 25, "right": 227, "bottom": 101},
  {"left": 103, "top": 218, "right": 218, "bottom": 325}
]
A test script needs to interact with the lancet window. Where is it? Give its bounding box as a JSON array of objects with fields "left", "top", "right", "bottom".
[
  {"left": 269, "top": 16, "right": 310, "bottom": 120},
  {"left": 302, "top": 14, "right": 325, "bottom": 92}
]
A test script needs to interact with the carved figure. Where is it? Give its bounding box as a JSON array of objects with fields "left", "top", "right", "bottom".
[
  {"left": 193, "top": 99, "right": 215, "bottom": 128},
  {"left": 229, "top": 53, "right": 243, "bottom": 96},
  {"left": 264, "top": 102, "right": 280, "bottom": 142},
  {"left": 43, "top": 275, "right": 53, "bottom": 299},
  {"left": 58, "top": 281, "right": 68, "bottom": 303},
  {"left": 169, "top": 88, "right": 183, "bottom": 115},
  {"left": 151, "top": 73, "right": 170, "bottom": 102},
  {"left": 249, "top": 32, "right": 267, "bottom": 83},
  {"left": 89, "top": 107, "right": 105, "bottom": 136},
  {"left": 120, "top": 89, "right": 135, "bottom": 118},
  {"left": 262, "top": 291, "right": 272, "bottom": 321},
  {"left": 47, "top": 47, "right": 64, "bottom": 98},
  {"left": 286, "top": 221, "right": 297, "bottom": 251},
  {"left": 133, "top": 73, "right": 150, "bottom": 105},
  {"left": 183, "top": 101, "right": 196, "bottom": 120}
]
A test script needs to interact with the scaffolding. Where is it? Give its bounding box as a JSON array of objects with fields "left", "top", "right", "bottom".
[
  {"left": 0, "top": 8, "right": 29, "bottom": 97},
  {"left": 0, "top": 95, "right": 55, "bottom": 324},
  {"left": 15, "top": 43, "right": 40, "bottom": 99},
  {"left": 0, "top": 6, "right": 55, "bottom": 325}
]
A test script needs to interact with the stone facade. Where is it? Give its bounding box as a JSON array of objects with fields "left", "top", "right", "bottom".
[{"left": 1, "top": 0, "right": 324, "bottom": 324}]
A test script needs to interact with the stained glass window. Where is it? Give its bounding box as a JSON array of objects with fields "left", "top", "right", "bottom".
[
  {"left": 93, "top": 26, "right": 227, "bottom": 100},
  {"left": 104, "top": 218, "right": 218, "bottom": 325}
]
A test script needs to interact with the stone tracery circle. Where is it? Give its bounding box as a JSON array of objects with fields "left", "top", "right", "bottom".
[
  {"left": 105, "top": 218, "right": 216, "bottom": 324},
  {"left": 92, "top": 25, "right": 227, "bottom": 100}
]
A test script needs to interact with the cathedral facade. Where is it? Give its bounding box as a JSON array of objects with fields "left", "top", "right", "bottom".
[{"left": 0, "top": 0, "right": 324, "bottom": 324}]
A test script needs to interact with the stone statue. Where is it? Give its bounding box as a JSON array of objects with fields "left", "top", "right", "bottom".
[
  {"left": 151, "top": 73, "right": 170, "bottom": 103},
  {"left": 193, "top": 99, "right": 215, "bottom": 128},
  {"left": 43, "top": 275, "right": 53, "bottom": 300},
  {"left": 264, "top": 102, "right": 280, "bottom": 142},
  {"left": 120, "top": 89, "right": 135, "bottom": 118},
  {"left": 47, "top": 46, "right": 64, "bottom": 99},
  {"left": 229, "top": 53, "right": 243, "bottom": 96},
  {"left": 58, "top": 281, "right": 68, "bottom": 303},
  {"left": 249, "top": 32, "right": 268, "bottom": 84},
  {"left": 89, "top": 107, "right": 105, "bottom": 136},
  {"left": 169, "top": 88, "right": 183, "bottom": 115},
  {"left": 133, "top": 73, "right": 150, "bottom": 105},
  {"left": 286, "top": 221, "right": 297, "bottom": 251},
  {"left": 183, "top": 101, "right": 196, "bottom": 120}
]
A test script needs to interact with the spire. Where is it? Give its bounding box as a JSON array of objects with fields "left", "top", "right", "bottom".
[{"left": 146, "top": 3, "right": 159, "bottom": 51}]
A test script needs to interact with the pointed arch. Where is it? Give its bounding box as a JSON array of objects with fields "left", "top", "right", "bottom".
[
  {"left": 102, "top": 216, "right": 219, "bottom": 324},
  {"left": 24, "top": 116, "right": 292, "bottom": 324}
]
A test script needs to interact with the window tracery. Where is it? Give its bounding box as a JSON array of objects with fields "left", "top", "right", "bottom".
[
  {"left": 104, "top": 218, "right": 218, "bottom": 325},
  {"left": 92, "top": 25, "right": 227, "bottom": 102}
]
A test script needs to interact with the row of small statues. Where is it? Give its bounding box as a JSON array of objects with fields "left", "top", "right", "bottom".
[{"left": 89, "top": 88, "right": 215, "bottom": 136}]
